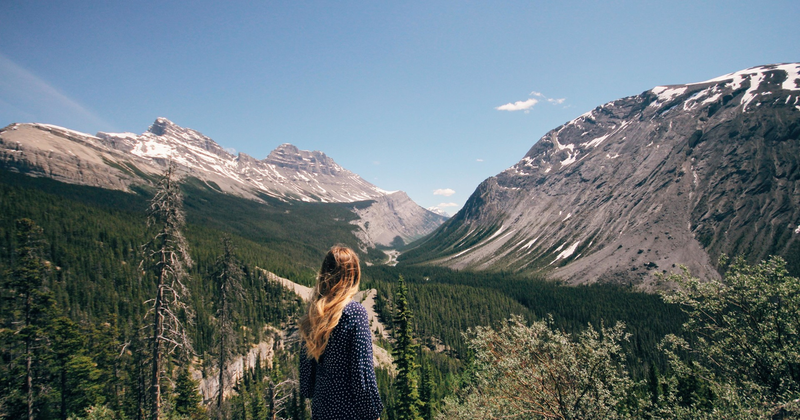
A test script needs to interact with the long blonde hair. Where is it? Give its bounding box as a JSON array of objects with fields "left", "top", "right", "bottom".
[{"left": 299, "top": 246, "right": 361, "bottom": 360}]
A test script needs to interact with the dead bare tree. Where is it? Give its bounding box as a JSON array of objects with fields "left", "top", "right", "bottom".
[
  {"left": 266, "top": 378, "right": 298, "bottom": 420},
  {"left": 142, "top": 162, "right": 194, "bottom": 420}
]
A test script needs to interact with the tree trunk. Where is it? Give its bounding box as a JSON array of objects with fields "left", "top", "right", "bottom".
[
  {"left": 25, "top": 289, "right": 33, "bottom": 420},
  {"left": 151, "top": 263, "right": 165, "bottom": 420},
  {"left": 138, "top": 354, "right": 146, "bottom": 420},
  {"left": 61, "top": 367, "right": 67, "bottom": 420},
  {"left": 26, "top": 340, "right": 33, "bottom": 420},
  {"left": 217, "top": 313, "right": 225, "bottom": 409}
]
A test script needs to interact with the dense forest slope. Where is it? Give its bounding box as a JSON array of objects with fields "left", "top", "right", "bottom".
[
  {"left": 402, "top": 63, "right": 800, "bottom": 287},
  {"left": 0, "top": 167, "right": 689, "bottom": 418}
]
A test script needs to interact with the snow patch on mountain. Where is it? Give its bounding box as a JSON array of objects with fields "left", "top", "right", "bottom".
[
  {"left": 551, "top": 241, "right": 580, "bottom": 264},
  {"left": 97, "top": 118, "right": 389, "bottom": 204}
]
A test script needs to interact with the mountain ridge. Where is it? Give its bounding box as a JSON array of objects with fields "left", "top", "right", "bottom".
[
  {"left": 402, "top": 63, "right": 800, "bottom": 287},
  {"left": 0, "top": 118, "right": 446, "bottom": 248}
]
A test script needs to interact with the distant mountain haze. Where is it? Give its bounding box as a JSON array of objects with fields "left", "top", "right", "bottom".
[
  {"left": 0, "top": 117, "right": 447, "bottom": 248},
  {"left": 402, "top": 63, "right": 800, "bottom": 288}
]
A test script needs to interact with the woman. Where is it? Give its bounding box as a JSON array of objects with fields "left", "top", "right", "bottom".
[{"left": 299, "top": 246, "right": 383, "bottom": 420}]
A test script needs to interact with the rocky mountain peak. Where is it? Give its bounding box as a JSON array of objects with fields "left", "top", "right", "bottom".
[
  {"left": 141, "top": 117, "right": 229, "bottom": 157},
  {"left": 147, "top": 117, "right": 178, "bottom": 136},
  {"left": 264, "top": 143, "right": 341, "bottom": 175}
]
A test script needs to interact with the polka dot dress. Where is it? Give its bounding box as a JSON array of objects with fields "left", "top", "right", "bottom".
[{"left": 300, "top": 301, "right": 384, "bottom": 420}]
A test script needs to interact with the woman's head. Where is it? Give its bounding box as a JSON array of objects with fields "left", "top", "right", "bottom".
[
  {"left": 316, "top": 245, "right": 361, "bottom": 298},
  {"left": 299, "top": 245, "right": 362, "bottom": 360}
]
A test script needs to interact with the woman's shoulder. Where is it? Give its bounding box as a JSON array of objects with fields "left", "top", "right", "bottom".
[{"left": 341, "top": 300, "right": 368, "bottom": 322}]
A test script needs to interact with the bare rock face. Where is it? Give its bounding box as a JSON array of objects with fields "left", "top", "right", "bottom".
[
  {"left": 405, "top": 63, "right": 800, "bottom": 288},
  {"left": 351, "top": 191, "right": 449, "bottom": 248},
  {"left": 0, "top": 117, "right": 446, "bottom": 250},
  {"left": 0, "top": 123, "right": 160, "bottom": 191}
]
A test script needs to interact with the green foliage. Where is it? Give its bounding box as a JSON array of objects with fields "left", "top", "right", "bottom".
[
  {"left": 223, "top": 348, "right": 306, "bottom": 420},
  {"left": 439, "top": 315, "right": 640, "bottom": 419},
  {"left": 0, "top": 218, "right": 56, "bottom": 419},
  {"left": 366, "top": 265, "right": 685, "bottom": 380},
  {"left": 67, "top": 404, "right": 120, "bottom": 420},
  {"left": 211, "top": 235, "right": 244, "bottom": 409},
  {"left": 364, "top": 263, "right": 687, "bottom": 419},
  {"left": 418, "top": 361, "right": 435, "bottom": 420},
  {"left": 173, "top": 365, "right": 204, "bottom": 419},
  {"left": 0, "top": 171, "right": 306, "bottom": 418},
  {"left": 12, "top": 171, "right": 798, "bottom": 419},
  {"left": 365, "top": 267, "right": 534, "bottom": 358},
  {"left": 656, "top": 256, "right": 800, "bottom": 418},
  {"left": 52, "top": 316, "right": 105, "bottom": 418},
  {"left": 392, "top": 276, "right": 422, "bottom": 420},
  {"left": 0, "top": 175, "right": 312, "bottom": 325}
]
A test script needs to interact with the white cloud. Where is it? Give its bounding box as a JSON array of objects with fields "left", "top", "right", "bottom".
[
  {"left": 433, "top": 188, "right": 456, "bottom": 197},
  {"left": 437, "top": 202, "right": 459, "bottom": 208},
  {"left": 476, "top": 158, "right": 484, "bottom": 162},
  {"left": 496, "top": 98, "right": 538, "bottom": 112},
  {"left": 498, "top": 91, "right": 567, "bottom": 113}
]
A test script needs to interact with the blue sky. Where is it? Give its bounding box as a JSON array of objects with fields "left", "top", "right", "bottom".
[{"left": 1, "top": 1, "right": 797, "bottom": 213}]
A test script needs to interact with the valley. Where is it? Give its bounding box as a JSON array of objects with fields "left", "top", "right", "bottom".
[{"left": 1, "top": 63, "right": 799, "bottom": 419}]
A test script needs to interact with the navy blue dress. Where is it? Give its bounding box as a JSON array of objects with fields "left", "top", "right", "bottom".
[{"left": 300, "top": 301, "right": 384, "bottom": 420}]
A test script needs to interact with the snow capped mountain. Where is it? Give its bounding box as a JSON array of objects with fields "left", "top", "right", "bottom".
[
  {"left": 403, "top": 63, "right": 800, "bottom": 287},
  {"left": 96, "top": 117, "right": 390, "bottom": 203},
  {"left": 0, "top": 117, "right": 446, "bottom": 248}
]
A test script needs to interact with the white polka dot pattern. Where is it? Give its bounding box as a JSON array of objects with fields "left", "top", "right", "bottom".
[{"left": 300, "top": 301, "right": 384, "bottom": 419}]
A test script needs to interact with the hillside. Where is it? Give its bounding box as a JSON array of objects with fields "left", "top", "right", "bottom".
[
  {"left": 402, "top": 63, "right": 800, "bottom": 287},
  {"left": 0, "top": 118, "right": 447, "bottom": 249}
]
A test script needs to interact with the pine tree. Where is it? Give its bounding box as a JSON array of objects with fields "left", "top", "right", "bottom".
[
  {"left": 142, "top": 163, "right": 194, "bottom": 420},
  {"left": 87, "top": 317, "right": 124, "bottom": 414},
  {"left": 212, "top": 235, "right": 244, "bottom": 410},
  {"left": 51, "top": 316, "right": 104, "bottom": 419},
  {"left": 392, "top": 276, "right": 422, "bottom": 420},
  {"left": 418, "top": 360, "right": 434, "bottom": 420},
  {"left": 121, "top": 319, "right": 149, "bottom": 420},
  {"left": 174, "top": 363, "right": 203, "bottom": 419},
  {"left": 4, "top": 218, "right": 55, "bottom": 420}
]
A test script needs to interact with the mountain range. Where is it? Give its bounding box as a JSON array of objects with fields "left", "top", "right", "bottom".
[
  {"left": 0, "top": 117, "right": 447, "bottom": 250},
  {"left": 3, "top": 63, "right": 799, "bottom": 288},
  {"left": 402, "top": 63, "right": 800, "bottom": 288}
]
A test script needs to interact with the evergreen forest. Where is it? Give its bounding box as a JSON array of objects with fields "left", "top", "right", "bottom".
[{"left": 1, "top": 169, "right": 797, "bottom": 419}]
